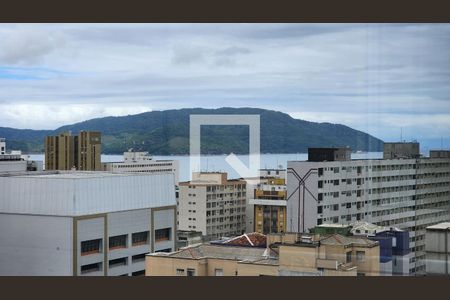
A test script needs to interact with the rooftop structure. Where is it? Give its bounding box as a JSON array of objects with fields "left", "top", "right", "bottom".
[
  {"left": 308, "top": 147, "right": 352, "bottom": 162},
  {"left": 383, "top": 142, "right": 420, "bottom": 159},
  {"left": 146, "top": 232, "right": 380, "bottom": 276}
]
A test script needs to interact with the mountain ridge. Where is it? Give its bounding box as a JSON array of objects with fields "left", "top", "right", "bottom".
[{"left": 0, "top": 107, "right": 384, "bottom": 154}]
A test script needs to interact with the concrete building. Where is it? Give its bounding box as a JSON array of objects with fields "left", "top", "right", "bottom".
[
  {"left": 0, "top": 154, "right": 28, "bottom": 173},
  {"left": 425, "top": 222, "right": 450, "bottom": 275},
  {"left": 308, "top": 147, "right": 352, "bottom": 162},
  {"left": 0, "top": 171, "right": 176, "bottom": 276},
  {"left": 178, "top": 172, "right": 247, "bottom": 241},
  {"left": 45, "top": 131, "right": 101, "bottom": 171},
  {"left": 383, "top": 142, "right": 420, "bottom": 159},
  {"left": 102, "top": 150, "right": 179, "bottom": 185},
  {"left": 429, "top": 150, "right": 450, "bottom": 159},
  {"left": 246, "top": 169, "right": 287, "bottom": 234},
  {"left": 145, "top": 232, "right": 380, "bottom": 276},
  {"left": 76, "top": 131, "right": 102, "bottom": 171},
  {"left": 286, "top": 143, "right": 450, "bottom": 275},
  {"left": 177, "top": 230, "right": 204, "bottom": 249}
]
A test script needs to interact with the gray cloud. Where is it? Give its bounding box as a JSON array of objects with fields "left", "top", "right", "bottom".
[
  {"left": 0, "top": 23, "right": 449, "bottom": 147},
  {"left": 0, "top": 27, "right": 65, "bottom": 65}
]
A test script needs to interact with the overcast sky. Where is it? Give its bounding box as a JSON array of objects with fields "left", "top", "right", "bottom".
[{"left": 1, "top": 23, "right": 449, "bottom": 144}]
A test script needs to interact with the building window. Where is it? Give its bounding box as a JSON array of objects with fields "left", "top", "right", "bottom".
[
  {"left": 176, "top": 269, "right": 185, "bottom": 275},
  {"left": 356, "top": 251, "right": 365, "bottom": 262},
  {"left": 187, "top": 269, "right": 196, "bottom": 276},
  {"left": 346, "top": 251, "right": 352, "bottom": 263},
  {"left": 318, "top": 168, "right": 323, "bottom": 176},
  {"left": 81, "top": 238, "right": 102, "bottom": 256},
  {"left": 155, "top": 228, "right": 171, "bottom": 242},
  {"left": 132, "top": 231, "right": 149, "bottom": 246},
  {"left": 81, "top": 262, "right": 102, "bottom": 274},
  {"left": 155, "top": 248, "right": 172, "bottom": 253},
  {"left": 318, "top": 181, "right": 323, "bottom": 188},
  {"left": 215, "top": 269, "right": 224, "bottom": 276},
  {"left": 132, "top": 270, "right": 145, "bottom": 276},
  {"left": 357, "top": 272, "right": 365, "bottom": 276},
  {"left": 109, "top": 257, "right": 128, "bottom": 268},
  {"left": 109, "top": 234, "right": 127, "bottom": 250},
  {"left": 317, "top": 206, "right": 323, "bottom": 214},
  {"left": 132, "top": 253, "right": 147, "bottom": 263}
]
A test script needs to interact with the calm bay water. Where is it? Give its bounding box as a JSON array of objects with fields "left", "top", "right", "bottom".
[{"left": 29, "top": 152, "right": 382, "bottom": 182}]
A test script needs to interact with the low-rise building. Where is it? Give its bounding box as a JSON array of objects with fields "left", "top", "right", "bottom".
[
  {"left": 145, "top": 232, "right": 380, "bottom": 276},
  {"left": 0, "top": 171, "right": 176, "bottom": 276},
  {"left": 178, "top": 172, "right": 247, "bottom": 241},
  {"left": 102, "top": 150, "right": 179, "bottom": 185},
  {"left": 315, "top": 222, "right": 410, "bottom": 275},
  {"left": 425, "top": 222, "right": 450, "bottom": 275}
]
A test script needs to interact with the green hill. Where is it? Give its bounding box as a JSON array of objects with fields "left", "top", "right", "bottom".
[{"left": 0, "top": 107, "right": 383, "bottom": 154}]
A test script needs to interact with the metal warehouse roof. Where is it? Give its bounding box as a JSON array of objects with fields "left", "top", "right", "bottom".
[{"left": 0, "top": 171, "right": 176, "bottom": 216}]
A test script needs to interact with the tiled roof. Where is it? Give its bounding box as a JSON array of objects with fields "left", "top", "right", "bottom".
[
  {"left": 319, "top": 234, "right": 378, "bottom": 247},
  {"left": 220, "top": 232, "right": 267, "bottom": 247},
  {"left": 157, "top": 244, "right": 278, "bottom": 263}
]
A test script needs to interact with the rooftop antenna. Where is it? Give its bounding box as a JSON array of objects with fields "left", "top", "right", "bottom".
[{"left": 400, "top": 128, "right": 403, "bottom": 142}]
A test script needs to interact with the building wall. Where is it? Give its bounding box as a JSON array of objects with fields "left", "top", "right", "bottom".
[
  {"left": 237, "top": 262, "right": 278, "bottom": 276},
  {"left": 425, "top": 229, "right": 450, "bottom": 275},
  {"left": 0, "top": 213, "right": 73, "bottom": 276},
  {"left": 145, "top": 257, "right": 207, "bottom": 276},
  {"left": 0, "top": 160, "right": 27, "bottom": 172},
  {"left": 0, "top": 173, "right": 176, "bottom": 217},
  {"left": 287, "top": 157, "right": 450, "bottom": 274},
  {"left": 178, "top": 180, "right": 247, "bottom": 240}
]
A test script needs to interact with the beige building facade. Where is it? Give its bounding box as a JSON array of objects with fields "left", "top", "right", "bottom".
[{"left": 145, "top": 232, "right": 380, "bottom": 276}]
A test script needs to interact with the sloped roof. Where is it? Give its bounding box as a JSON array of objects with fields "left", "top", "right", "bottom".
[
  {"left": 219, "top": 232, "right": 267, "bottom": 247},
  {"left": 319, "top": 234, "right": 378, "bottom": 247},
  {"left": 154, "top": 243, "right": 278, "bottom": 262}
]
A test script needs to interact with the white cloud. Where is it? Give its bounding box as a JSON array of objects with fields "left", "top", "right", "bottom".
[
  {"left": 1, "top": 103, "right": 152, "bottom": 129},
  {"left": 0, "top": 23, "right": 449, "bottom": 144}
]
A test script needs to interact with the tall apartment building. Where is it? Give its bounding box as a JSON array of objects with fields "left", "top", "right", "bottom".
[
  {"left": 146, "top": 232, "right": 380, "bottom": 276},
  {"left": 0, "top": 171, "right": 176, "bottom": 276},
  {"left": 102, "top": 150, "right": 179, "bottom": 185},
  {"left": 76, "top": 131, "right": 101, "bottom": 171},
  {"left": 246, "top": 169, "right": 287, "bottom": 234},
  {"left": 286, "top": 144, "right": 450, "bottom": 275},
  {"left": 45, "top": 131, "right": 101, "bottom": 171},
  {"left": 178, "top": 172, "right": 247, "bottom": 241},
  {"left": 425, "top": 222, "right": 450, "bottom": 275},
  {"left": 0, "top": 138, "right": 5, "bottom": 154}
]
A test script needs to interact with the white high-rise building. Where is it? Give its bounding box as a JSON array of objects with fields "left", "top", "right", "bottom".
[
  {"left": 0, "top": 171, "right": 177, "bottom": 276},
  {"left": 0, "top": 138, "right": 5, "bottom": 155},
  {"left": 102, "top": 150, "right": 179, "bottom": 185},
  {"left": 286, "top": 145, "right": 450, "bottom": 275}
]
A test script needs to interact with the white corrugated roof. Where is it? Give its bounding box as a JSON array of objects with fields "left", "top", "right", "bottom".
[{"left": 0, "top": 171, "right": 176, "bottom": 216}]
